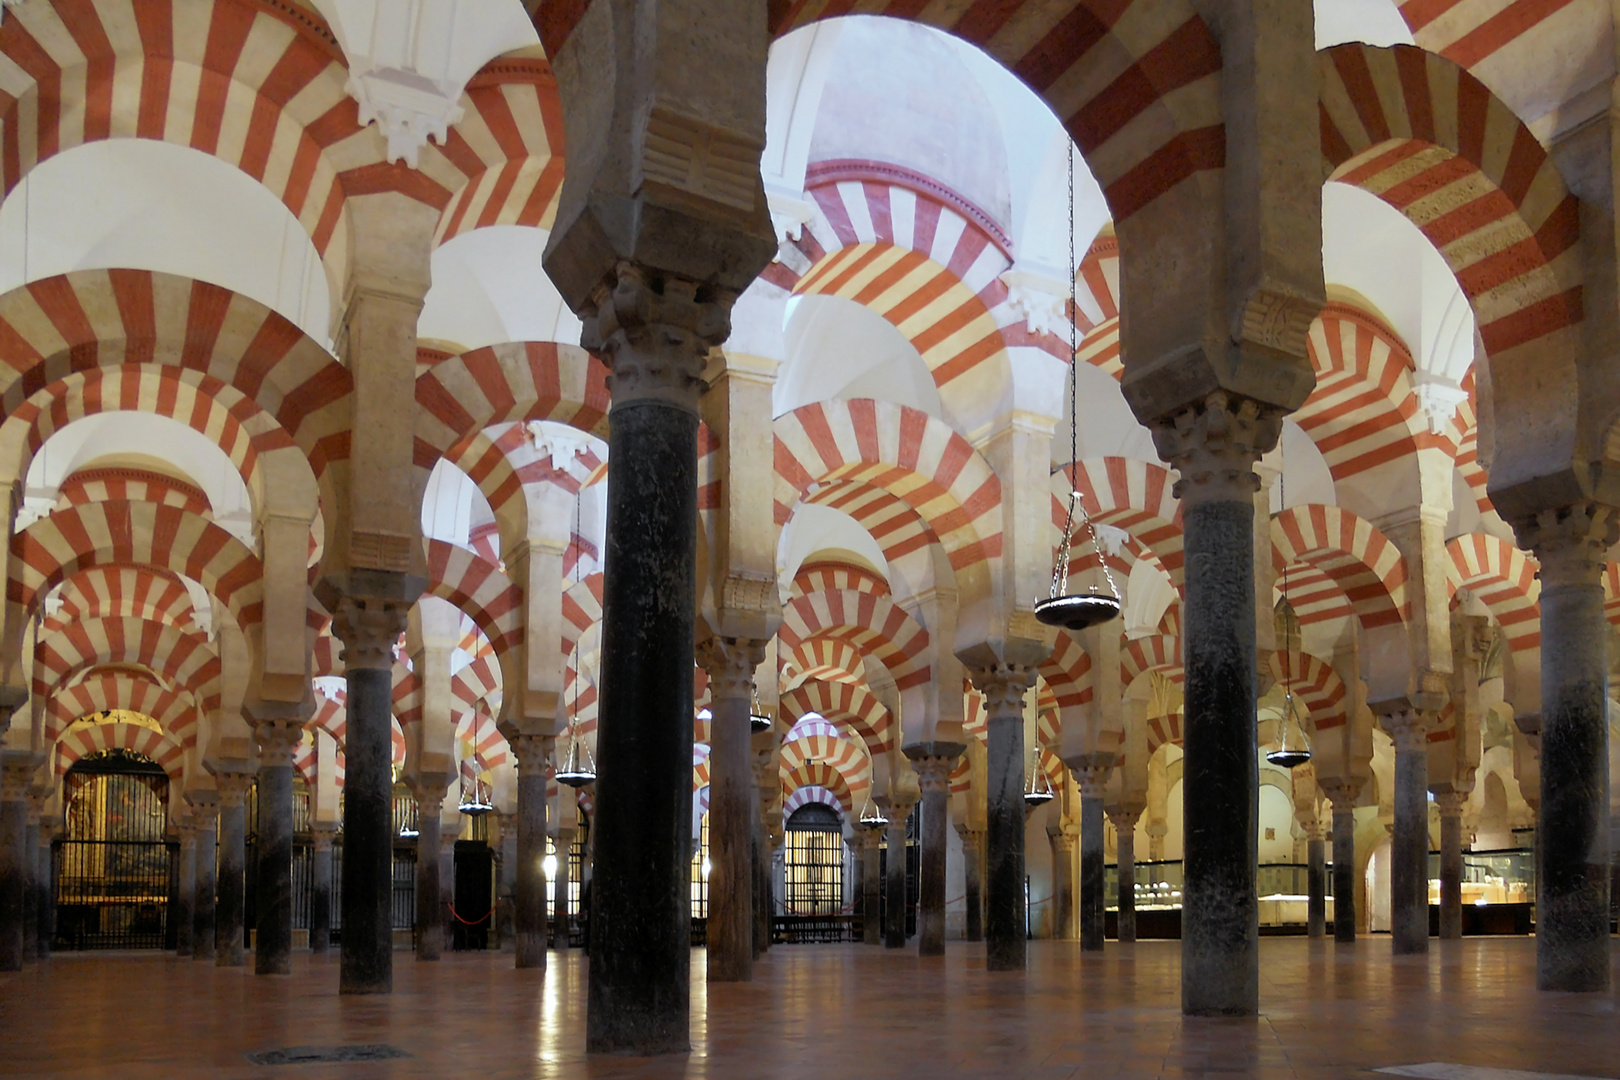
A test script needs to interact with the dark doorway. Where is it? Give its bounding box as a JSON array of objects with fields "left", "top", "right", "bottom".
[{"left": 452, "top": 840, "right": 493, "bottom": 950}]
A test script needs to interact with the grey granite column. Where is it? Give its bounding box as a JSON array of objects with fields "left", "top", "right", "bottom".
[
  {"left": 254, "top": 717, "right": 301, "bottom": 975},
  {"left": 956, "top": 825, "right": 984, "bottom": 942},
  {"left": 36, "top": 816, "right": 56, "bottom": 958},
  {"left": 1381, "top": 709, "right": 1433, "bottom": 956},
  {"left": 860, "top": 826, "right": 882, "bottom": 944},
  {"left": 1436, "top": 792, "right": 1465, "bottom": 941},
  {"left": 906, "top": 746, "right": 963, "bottom": 956},
  {"left": 1514, "top": 503, "right": 1617, "bottom": 991},
  {"left": 190, "top": 794, "right": 218, "bottom": 961},
  {"left": 511, "top": 735, "right": 553, "bottom": 969},
  {"left": 967, "top": 665, "right": 1036, "bottom": 971},
  {"left": 496, "top": 812, "right": 516, "bottom": 951},
  {"left": 753, "top": 750, "right": 776, "bottom": 957},
  {"left": 1047, "top": 826, "right": 1076, "bottom": 942},
  {"left": 175, "top": 820, "right": 196, "bottom": 957},
  {"left": 330, "top": 594, "right": 411, "bottom": 994},
  {"left": 882, "top": 801, "right": 913, "bottom": 949},
  {"left": 1307, "top": 832, "right": 1326, "bottom": 939},
  {"left": 1076, "top": 772, "right": 1107, "bottom": 951},
  {"left": 697, "top": 638, "right": 767, "bottom": 981},
  {"left": 1109, "top": 809, "right": 1140, "bottom": 943},
  {"left": 20, "top": 811, "right": 37, "bottom": 962},
  {"left": 409, "top": 774, "right": 450, "bottom": 961},
  {"left": 214, "top": 770, "right": 251, "bottom": 967},
  {"left": 309, "top": 824, "right": 334, "bottom": 954},
  {"left": 0, "top": 752, "right": 36, "bottom": 971},
  {"left": 1322, "top": 781, "right": 1360, "bottom": 943},
  {"left": 553, "top": 824, "right": 573, "bottom": 949},
  {"left": 1150, "top": 391, "right": 1282, "bottom": 1016}
]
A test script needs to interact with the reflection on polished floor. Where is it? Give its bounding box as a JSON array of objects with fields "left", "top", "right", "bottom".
[{"left": 2, "top": 939, "right": 1617, "bottom": 1079}]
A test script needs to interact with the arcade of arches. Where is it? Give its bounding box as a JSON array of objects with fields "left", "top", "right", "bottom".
[{"left": 1, "top": 0, "right": 1619, "bottom": 1076}]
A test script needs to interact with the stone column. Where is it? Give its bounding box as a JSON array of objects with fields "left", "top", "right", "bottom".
[
  {"left": 1047, "top": 826, "right": 1076, "bottom": 942},
  {"left": 858, "top": 825, "right": 882, "bottom": 944},
  {"left": 253, "top": 718, "right": 301, "bottom": 975},
  {"left": 1380, "top": 708, "right": 1435, "bottom": 955},
  {"left": 1149, "top": 391, "right": 1281, "bottom": 1016},
  {"left": 190, "top": 793, "right": 218, "bottom": 961},
  {"left": 510, "top": 734, "right": 553, "bottom": 970},
  {"left": 36, "top": 815, "right": 56, "bottom": 958},
  {"left": 310, "top": 824, "right": 334, "bottom": 954},
  {"left": 1321, "top": 781, "right": 1360, "bottom": 943},
  {"left": 906, "top": 745, "right": 964, "bottom": 957},
  {"left": 1075, "top": 769, "right": 1108, "bottom": 951},
  {"left": 408, "top": 773, "right": 451, "bottom": 961},
  {"left": 956, "top": 825, "right": 984, "bottom": 943},
  {"left": 882, "top": 798, "right": 915, "bottom": 949},
  {"left": 697, "top": 637, "right": 767, "bottom": 981},
  {"left": 966, "top": 664, "right": 1037, "bottom": 970},
  {"left": 752, "top": 748, "right": 777, "bottom": 957},
  {"left": 1434, "top": 792, "right": 1465, "bottom": 941},
  {"left": 1307, "top": 828, "right": 1327, "bottom": 939},
  {"left": 1513, "top": 503, "right": 1617, "bottom": 991},
  {"left": 214, "top": 771, "right": 253, "bottom": 967},
  {"left": 175, "top": 818, "right": 197, "bottom": 957},
  {"left": 330, "top": 596, "right": 410, "bottom": 994},
  {"left": 1109, "top": 809, "right": 1141, "bottom": 943},
  {"left": 0, "top": 751, "right": 37, "bottom": 970},
  {"left": 578, "top": 267, "right": 735, "bottom": 1055},
  {"left": 20, "top": 801, "right": 37, "bottom": 962},
  {"left": 553, "top": 822, "right": 574, "bottom": 949}
]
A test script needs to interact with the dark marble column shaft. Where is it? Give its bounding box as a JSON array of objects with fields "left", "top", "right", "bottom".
[
  {"left": 1517, "top": 505, "right": 1616, "bottom": 992},
  {"left": 584, "top": 273, "right": 716, "bottom": 1056},
  {"left": 332, "top": 595, "right": 409, "bottom": 995},
  {"left": 883, "top": 807, "right": 911, "bottom": 948},
  {"left": 698, "top": 639, "right": 766, "bottom": 981},
  {"left": 970, "top": 665, "right": 1035, "bottom": 971},
  {"left": 1048, "top": 828, "right": 1075, "bottom": 942},
  {"left": 20, "top": 816, "right": 37, "bottom": 962},
  {"left": 310, "top": 827, "right": 333, "bottom": 954},
  {"left": 751, "top": 792, "right": 772, "bottom": 957},
  {"left": 1113, "top": 814, "right": 1139, "bottom": 943},
  {"left": 1437, "top": 795, "right": 1464, "bottom": 941},
  {"left": 512, "top": 736, "right": 551, "bottom": 970},
  {"left": 215, "top": 776, "right": 249, "bottom": 967},
  {"left": 0, "top": 773, "right": 27, "bottom": 971},
  {"left": 1385, "top": 714, "right": 1431, "bottom": 956},
  {"left": 36, "top": 823, "right": 55, "bottom": 958},
  {"left": 1307, "top": 835, "right": 1326, "bottom": 939},
  {"left": 553, "top": 826, "right": 573, "bottom": 949},
  {"left": 193, "top": 817, "right": 217, "bottom": 961},
  {"left": 1325, "top": 788, "right": 1358, "bottom": 943},
  {"left": 958, "top": 826, "right": 984, "bottom": 942},
  {"left": 907, "top": 747, "right": 962, "bottom": 956},
  {"left": 175, "top": 825, "right": 196, "bottom": 957},
  {"left": 412, "top": 785, "right": 447, "bottom": 962},
  {"left": 255, "top": 720, "right": 299, "bottom": 976},
  {"left": 860, "top": 830, "right": 881, "bottom": 944},
  {"left": 1079, "top": 789, "right": 1105, "bottom": 950}
]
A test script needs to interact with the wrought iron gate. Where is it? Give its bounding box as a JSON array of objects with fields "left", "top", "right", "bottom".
[{"left": 54, "top": 755, "right": 176, "bottom": 950}]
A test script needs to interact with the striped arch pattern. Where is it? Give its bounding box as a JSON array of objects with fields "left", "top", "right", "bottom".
[
  {"left": 777, "top": 679, "right": 893, "bottom": 752},
  {"left": 55, "top": 469, "right": 210, "bottom": 516},
  {"left": 783, "top": 638, "right": 867, "bottom": 691},
  {"left": 48, "top": 671, "right": 197, "bottom": 745},
  {"left": 416, "top": 342, "right": 609, "bottom": 462},
  {"left": 1075, "top": 236, "right": 1123, "bottom": 376},
  {"left": 1055, "top": 458, "right": 1184, "bottom": 588},
  {"left": 0, "top": 271, "right": 350, "bottom": 478},
  {"left": 1298, "top": 303, "right": 1431, "bottom": 483},
  {"left": 782, "top": 714, "right": 871, "bottom": 793},
  {"left": 790, "top": 560, "right": 890, "bottom": 599},
  {"left": 56, "top": 721, "right": 184, "bottom": 781},
  {"left": 783, "top": 785, "right": 845, "bottom": 820},
  {"left": 1121, "top": 635, "right": 1182, "bottom": 691},
  {"left": 423, "top": 540, "right": 522, "bottom": 657},
  {"left": 12, "top": 501, "right": 264, "bottom": 628},
  {"left": 1039, "top": 631, "right": 1094, "bottom": 713},
  {"left": 1604, "top": 565, "right": 1620, "bottom": 627},
  {"left": 1319, "top": 44, "right": 1581, "bottom": 363},
  {"left": 779, "top": 759, "right": 856, "bottom": 819},
  {"left": 1267, "top": 651, "right": 1349, "bottom": 732},
  {"left": 43, "top": 567, "right": 200, "bottom": 638},
  {"left": 34, "top": 616, "right": 221, "bottom": 713},
  {"left": 774, "top": 399, "right": 1002, "bottom": 576},
  {"left": 443, "top": 426, "right": 605, "bottom": 559},
  {"left": 1272, "top": 505, "right": 1408, "bottom": 629},
  {"left": 1145, "top": 711, "right": 1184, "bottom": 756},
  {"left": 1447, "top": 533, "right": 1539, "bottom": 653},
  {"left": 778, "top": 589, "right": 931, "bottom": 691}
]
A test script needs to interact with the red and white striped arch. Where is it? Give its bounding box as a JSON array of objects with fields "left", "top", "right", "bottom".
[
  {"left": 416, "top": 342, "right": 609, "bottom": 463},
  {"left": 34, "top": 616, "right": 220, "bottom": 713},
  {"left": 1054, "top": 458, "right": 1184, "bottom": 589},
  {"left": 779, "top": 589, "right": 931, "bottom": 692},
  {"left": 423, "top": 540, "right": 522, "bottom": 658},
  {"left": 1267, "top": 650, "right": 1349, "bottom": 732},
  {"left": 779, "top": 759, "right": 858, "bottom": 820},
  {"left": 48, "top": 670, "right": 197, "bottom": 745},
  {"left": 1121, "top": 634, "right": 1182, "bottom": 693},
  {"left": 782, "top": 638, "right": 868, "bottom": 691},
  {"left": 1039, "top": 631, "right": 1094, "bottom": 715},
  {"left": 783, "top": 785, "right": 847, "bottom": 820},
  {"left": 13, "top": 501, "right": 264, "bottom": 629},
  {"left": 790, "top": 560, "right": 890, "bottom": 599},
  {"left": 1272, "top": 505, "right": 1409, "bottom": 630},
  {"left": 1320, "top": 44, "right": 1581, "bottom": 375},
  {"left": 305, "top": 689, "right": 408, "bottom": 772},
  {"left": 1298, "top": 304, "right": 1431, "bottom": 484},
  {"left": 1446, "top": 533, "right": 1539, "bottom": 654},
  {"left": 778, "top": 678, "right": 893, "bottom": 753},
  {"left": 55, "top": 721, "right": 184, "bottom": 781},
  {"left": 43, "top": 567, "right": 199, "bottom": 637}
]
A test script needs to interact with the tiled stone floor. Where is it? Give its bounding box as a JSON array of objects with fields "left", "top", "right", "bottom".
[{"left": 1, "top": 938, "right": 1617, "bottom": 1079}]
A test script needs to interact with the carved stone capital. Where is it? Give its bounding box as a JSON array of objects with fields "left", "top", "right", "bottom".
[
  {"left": 1107, "top": 807, "right": 1142, "bottom": 833},
  {"left": 1148, "top": 390, "right": 1285, "bottom": 505},
  {"left": 0, "top": 750, "right": 41, "bottom": 801},
  {"left": 1318, "top": 778, "right": 1362, "bottom": 812},
  {"left": 696, "top": 636, "right": 768, "bottom": 702},
  {"left": 1434, "top": 790, "right": 1469, "bottom": 816},
  {"left": 582, "top": 263, "right": 732, "bottom": 412},
  {"left": 1377, "top": 706, "right": 1435, "bottom": 753},
  {"left": 1511, "top": 502, "right": 1619, "bottom": 590},
  {"left": 186, "top": 789, "right": 219, "bottom": 824},
  {"left": 903, "top": 742, "right": 965, "bottom": 795},
  {"left": 1047, "top": 824, "right": 1078, "bottom": 850},
  {"left": 1065, "top": 754, "right": 1115, "bottom": 799},
  {"left": 509, "top": 733, "right": 556, "bottom": 776},
  {"left": 967, "top": 663, "right": 1037, "bottom": 719},
  {"left": 330, "top": 594, "right": 410, "bottom": 671},
  {"left": 253, "top": 719, "right": 304, "bottom": 767},
  {"left": 215, "top": 770, "right": 255, "bottom": 808},
  {"left": 311, "top": 822, "right": 337, "bottom": 852},
  {"left": 406, "top": 770, "right": 455, "bottom": 810}
]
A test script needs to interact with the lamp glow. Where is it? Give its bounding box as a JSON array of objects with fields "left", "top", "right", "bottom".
[{"left": 543, "top": 853, "right": 558, "bottom": 880}]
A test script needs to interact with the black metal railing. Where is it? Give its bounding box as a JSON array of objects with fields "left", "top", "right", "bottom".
[{"left": 54, "top": 839, "right": 176, "bottom": 950}]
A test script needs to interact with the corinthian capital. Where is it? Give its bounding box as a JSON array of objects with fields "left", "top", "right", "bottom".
[
  {"left": 1149, "top": 390, "right": 1285, "bottom": 505},
  {"left": 253, "top": 719, "right": 304, "bottom": 767},
  {"left": 696, "top": 637, "right": 767, "bottom": 702},
  {"left": 509, "top": 733, "right": 556, "bottom": 776},
  {"left": 966, "top": 663, "right": 1037, "bottom": 718},
  {"left": 904, "top": 742, "right": 966, "bottom": 795},
  {"left": 581, "top": 263, "right": 734, "bottom": 411},
  {"left": 1510, "top": 502, "right": 1619, "bottom": 590},
  {"left": 330, "top": 594, "right": 410, "bottom": 671}
]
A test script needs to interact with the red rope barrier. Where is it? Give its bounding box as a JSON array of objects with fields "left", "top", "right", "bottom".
[{"left": 448, "top": 902, "right": 495, "bottom": 926}]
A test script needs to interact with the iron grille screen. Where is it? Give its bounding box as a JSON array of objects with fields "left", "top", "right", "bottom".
[
  {"left": 784, "top": 803, "right": 844, "bottom": 915},
  {"left": 55, "top": 761, "right": 175, "bottom": 950},
  {"left": 689, "top": 814, "right": 709, "bottom": 920}
]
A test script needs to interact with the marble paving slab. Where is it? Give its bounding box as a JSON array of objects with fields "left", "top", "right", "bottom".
[{"left": 1377, "top": 1064, "right": 1616, "bottom": 1080}]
